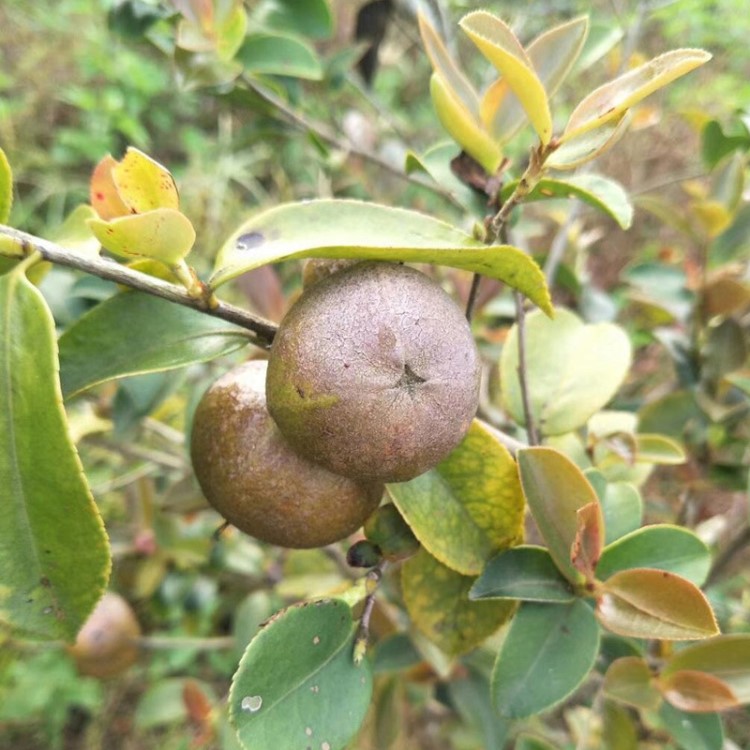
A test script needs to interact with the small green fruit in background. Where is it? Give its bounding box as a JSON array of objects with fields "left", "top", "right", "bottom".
[
  {"left": 364, "top": 503, "right": 420, "bottom": 562},
  {"left": 266, "top": 261, "right": 481, "bottom": 483},
  {"left": 68, "top": 592, "right": 141, "bottom": 679},
  {"left": 190, "top": 360, "right": 382, "bottom": 548}
]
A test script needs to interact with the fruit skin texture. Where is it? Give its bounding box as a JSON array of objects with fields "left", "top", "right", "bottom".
[
  {"left": 68, "top": 592, "right": 141, "bottom": 679},
  {"left": 190, "top": 360, "right": 382, "bottom": 548},
  {"left": 266, "top": 261, "right": 481, "bottom": 483}
]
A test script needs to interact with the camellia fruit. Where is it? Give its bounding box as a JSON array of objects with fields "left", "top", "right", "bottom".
[
  {"left": 68, "top": 592, "right": 141, "bottom": 678},
  {"left": 266, "top": 261, "right": 481, "bottom": 483},
  {"left": 190, "top": 360, "right": 382, "bottom": 548}
]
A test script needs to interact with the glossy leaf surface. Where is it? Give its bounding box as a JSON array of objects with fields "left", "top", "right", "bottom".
[
  {"left": 470, "top": 546, "right": 575, "bottom": 602},
  {"left": 58, "top": 292, "right": 250, "bottom": 398},
  {"left": 89, "top": 208, "right": 196, "bottom": 265},
  {"left": 492, "top": 600, "right": 600, "bottom": 718},
  {"left": 230, "top": 599, "right": 372, "bottom": 750},
  {"left": 111, "top": 147, "right": 179, "bottom": 214},
  {"left": 388, "top": 420, "right": 524, "bottom": 576},
  {"left": 500, "top": 173, "right": 633, "bottom": 229},
  {"left": 501, "top": 308, "right": 631, "bottom": 435},
  {"left": 212, "top": 200, "right": 552, "bottom": 315},
  {"left": 660, "top": 670, "right": 738, "bottom": 713},
  {"left": 0, "top": 269, "right": 110, "bottom": 639},
  {"left": 597, "top": 568, "right": 718, "bottom": 640},
  {"left": 402, "top": 549, "right": 514, "bottom": 656},
  {"left": 596, "top": 525, "right": 711, "bottom": 586},
  {"left": 563, "top": 49, "right": 711, "bottom": 141},
  {"left": 460, "top": 11, "right": 552, "bottom": 143},
  {"left": 517, "top": 447, "right": 601, "bottom": 582}
]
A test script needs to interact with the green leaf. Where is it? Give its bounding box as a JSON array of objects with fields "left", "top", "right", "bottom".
[
  {"left": 501, "top": 308, "right": 631, "bottom": 435},
  {"left": 597, "top": 525, "right": 711, "bottom": 586},
  {"left": 237, "top": 33, "right": 323, "bottom": 80},
  {"left": 405, "top": 142, "right": 487, "bottom": 218},
  {"left": 548, "top": 112, "right": 632, "bottom": 170},
  {"left": 388, "top": 420, "right": 525, "bottom": 576},
  {"left": 211, "top": 200, "right": 553, "bottom": 316},
  {"left": 502, "top": 174, "right": 632, "bottom": 229},
  {"left": 0, "top": 147, "right": 12, "bottom": 224},
  {"left": 449, "top": 667, "right": 511, "bottom": 750},
  {"left": 586, "top": 470, "right": 643, "bottom": 544},
  {"left": 491, "top": 600, "right": 600, "bottom": 718},
  {"left": 663, "top": 635, "right": 750, "bottom": 703},
  {"left": 484, "top": 16, "right": 589, "bottom": 143},
  {"left": 88, "top": 208, "right": 196, "bottom": 265},
  {"left": 112, "top": 147, "right": 179, "bottom": 214},
  {"left": 402, "top": 549, "right": 515, "bottom": 657},
  {"left": 517, "top": 447, "right": 602, "bottom": 583},
  {"left": 597, "top": 568, "right": 719, "bottom": 640},
  {"left": 658, "top": 702, "right": 723, "bottom": 750},
  {"left": 563, "top": 49, "right": 711, "bottom": 141},
  {"left": 430, "top": 74, "right": 503, "bottom": 174},
  {"left": 660, "top": 670, "right": 739, "bottom": 713},
  {"left": 470, "top": 546, "right": 575, "bottom": 603},
  {"left": 229, "top": 599, "right": 371, "bottom": 750},
  {"left": 460, "top": 11, "right": 552, "bottom": 144},
  {"left": 52, "top": 205, "right": 100, "bottom": 259},
  {"left": 252, "top": 0, "right": 333, "bottom": 40},
  {"left": 58, "top": 292, "right": 250, "bottom": 399},
  {"left": 603, "top": 656, "right": 661, "bottom": 710},
  {"left": 633, "top": 434, "right": 686, "bottom": 464},
  {"left": 0, "top": 269, "right": 110, "bottom": 640}
]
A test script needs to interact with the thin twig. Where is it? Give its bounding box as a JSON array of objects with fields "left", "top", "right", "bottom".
[
  {"left": 706, "top": 525, "right": 750, "bottom": 587},
  {"left": 465, "top": 272, "right": 482, "bottom": 321},
  {"left": 353, "top": 561, "right": 389, "bottom": 664},
  {"left": 0, "top": 224, "right": 277, "bottom": 346},
  {"left": 513, "top": 290, "right": 539, "bottom": 446},
  {"left": 242, "top": 77, "right": 463, "bottom": 210}
]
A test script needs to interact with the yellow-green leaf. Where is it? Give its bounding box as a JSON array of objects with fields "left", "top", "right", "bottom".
[
  {"left": 517, "top": 447, "right": 601, "bottom": 583},
  {"left": 563, "top": 49, "right": 712, "bottom": 142},
  {"left": 460, "top": 11, "right": 552, "bottom": 144},
  {"left": 597, "top": 568, "right": 719, "bottom": 641},
  {"left": 663, "top": 635, "right": 750, "bottom": 704},
  {"left": 0, "top": 147, "right": 13, "bottom": 224},
  {"left": 418, "top": 12, "right": 479, "bottom": 116},
  {"left": 548, "top": 111, "right": 632, "bottom": 170},
  {"left": 0, "top": 269, "right": 110, "bottom": 640},
  {"left": 112, "top": 147, "right": 180, "bottom": 214},
  {"left": 52, "top": 205, "right": 100, "bottom": 259},
  {"left": 485, "top": 16, "right": 589, "bottom": 143},
  {"left": 211, "top": 200, "right": 552, "bottom": 315},
  {"left": 89, "top": 208, "right": 196, "bottom": 265},
  {"left": 388, "top": 420, "right": 525, "bottom": 576},
  {"left": 634, "top": 434, "right": 686, "bottom": 464},
  {"left": 215, "top": 1, "right": 247, "bottom": 61},
  {"left": 501, "top": 308, "right": 632, "bottom": 436},
  {"left": 402, "top": 549, "right": 515, "bottom": 656},
  {"left": 603, "top": 657, "right": 662, "bottom": 710},
  {"left": 430, "top": 74, "right": 503, "bottom": 174}
]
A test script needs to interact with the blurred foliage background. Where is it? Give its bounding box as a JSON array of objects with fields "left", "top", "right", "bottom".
[{"left": 0, "top": 0, "right": 748, "bottom": 748}]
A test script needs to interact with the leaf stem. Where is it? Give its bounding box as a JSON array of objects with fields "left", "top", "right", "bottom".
[
  {"left": 513, "top": 290, "right": 539, "bottom": 446},
  {"left": 0, "top": 224, "right": 277, "bottom": 346},
  {"left": 353, "top": 561, "right": 388, "bottom": 664}
]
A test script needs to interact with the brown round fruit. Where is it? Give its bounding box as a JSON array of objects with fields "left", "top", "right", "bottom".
[
  {"left": 68, "top": 592, "right": 141, "bottom": 679},
  {"left": 190, "top": 360, "right": 382, "bottom": 548},
  {"left": 266, "top": 261, "right": 481, "bottom": 483}
]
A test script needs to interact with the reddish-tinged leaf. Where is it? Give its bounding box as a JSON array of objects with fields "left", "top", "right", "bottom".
[
  {"left": 517, "top": 447, "right": 601, "bottom": 583},
  {"left": 660, "top": 670, "right": 739, "bottom": 713},
  {"left": 663, "top": 635, "right": 750, "bottom": 703},
  {"left": 603, "top": 656, "right": 661, "bottom": 710},
  {"left": 173, "top": 0, "right": 213, "bottom": 28},
  {"left": 571, "top": 501, "right": 604, "bottom": 580},
  {"left": 90, "top": 155, "right": 129, "bottom": 220},
  {"left": 112, "top": 147, "right": 179, "bottom": 214},
  {"left": 597, "top": 568, "right": 719, "bottom": 640},
  {"left": 563, "top": 49, "right": 711, "bottom": 141}
]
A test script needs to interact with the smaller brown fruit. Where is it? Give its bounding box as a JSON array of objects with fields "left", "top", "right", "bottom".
[
  {"left": 190, "top": 360, "right": 382, "bottom": 548},
  {"left": 68, "top": 592, "right": 141, "bottom": 678}
]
